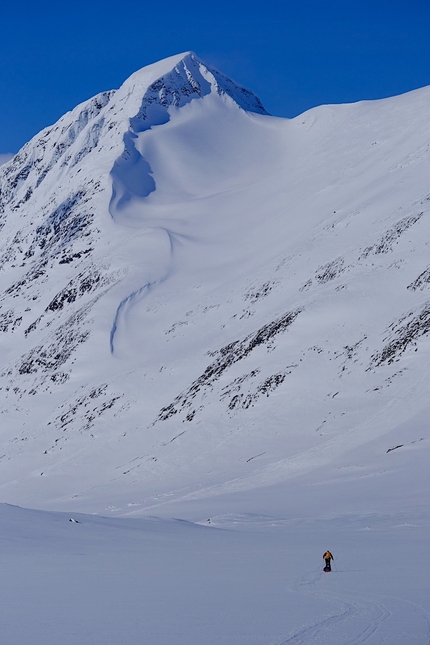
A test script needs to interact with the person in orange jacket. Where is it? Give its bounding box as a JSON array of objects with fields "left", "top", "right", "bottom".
[{"left": 323, "top": 550, "right": 334, "bottom": 570}]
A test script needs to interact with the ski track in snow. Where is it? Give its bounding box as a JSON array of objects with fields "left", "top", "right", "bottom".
[{"left": 276, "top": 567, "right": 430, "bottom": 645}]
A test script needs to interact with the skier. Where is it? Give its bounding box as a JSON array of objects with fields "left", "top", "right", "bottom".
[{"left": 323, "top": 550, "right": 334, "bottom": 571}]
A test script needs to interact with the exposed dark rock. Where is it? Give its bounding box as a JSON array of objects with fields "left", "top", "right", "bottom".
[
  {"left": 157, "top": 308, "right": 301, "bottom": 422},
  {"left": 370, "top": 302, "right": 430, "bottom": 366},
  {"left": 407, "top": 267, "right": 430, "bottom": 291},
  {"left": 315, "top": 257, "right": 345, "bottom": 284},
  {"left": 0, "top": 309, "right": 23, "bottom": 332},
  {"left": 54, "top": 383, "right": 122, "bottom": 433},
  {"left": 227, "top": 372, "right": 287, "bottom": 412},
  {"left": 15, "top": 299, "right": 97, "bottom": 378},
  {"left": 386, "top": 444, "right": 404, "bottom": 453},
  {"left": 244, "top": 281, "right": 275, "bottom": 303},
  {"left": 46, "top": 265, "right": 113, "bottom": 313},
  {"left": 360, "top": 212, "right": 423, "bottom": 258}
]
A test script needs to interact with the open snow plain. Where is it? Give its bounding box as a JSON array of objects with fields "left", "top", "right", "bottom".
[
  {"left": 2, "top": 470, "right": 430, "bottom": 645},
  {"left": 1, "top": 52, "right": 430, "bottom": 642}
]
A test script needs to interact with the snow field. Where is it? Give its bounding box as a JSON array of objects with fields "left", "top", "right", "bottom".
[
  {"left": 1, "top": 52, "right": 430, "bottom": 643},
  {"left": 1, "top": 502, "right": 429, "bottom": 645}
]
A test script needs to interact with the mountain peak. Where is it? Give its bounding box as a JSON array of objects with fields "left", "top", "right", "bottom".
[{"left": 119, "top": 51, "right": 269, "bottom": 117}]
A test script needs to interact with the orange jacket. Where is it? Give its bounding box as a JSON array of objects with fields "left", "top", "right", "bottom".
[{"left": 323, "top": 551, "right": 334, "bottom": 560}]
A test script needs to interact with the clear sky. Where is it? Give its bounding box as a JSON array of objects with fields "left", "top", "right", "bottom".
[{"left": 1, "top": 0, "right": 430, "bottom": 154}]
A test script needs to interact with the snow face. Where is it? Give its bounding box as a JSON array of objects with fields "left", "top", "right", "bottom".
[
  {"left": 1, "top": 52, "right": 430, "bottom": 644},
  {"left": 0, "top": 54, "right": 430, "bottom": 525},
  {"left": 110, "top": 52, "right": 268, "bottom": 225}
]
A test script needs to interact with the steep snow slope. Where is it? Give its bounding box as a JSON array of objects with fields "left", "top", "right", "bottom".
[{"left": 0, "top": 52, "right": 430, "bottom": 515}]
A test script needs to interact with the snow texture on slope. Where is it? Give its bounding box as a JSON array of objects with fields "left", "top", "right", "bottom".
[{"left": 0, "top": 53, "right": 430, "bottom": 527}]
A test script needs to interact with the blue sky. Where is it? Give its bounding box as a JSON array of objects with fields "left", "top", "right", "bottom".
[{"left": 1, "top": 0, "right": 429, "bottom": 153}]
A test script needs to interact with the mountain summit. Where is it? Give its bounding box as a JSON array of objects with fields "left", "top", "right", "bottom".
[
  {"left": 0, "top": 54, "right": 430, "bottom": 515},
  {"left": 118, "top": 51, "right": 268, "bottom": 115}
]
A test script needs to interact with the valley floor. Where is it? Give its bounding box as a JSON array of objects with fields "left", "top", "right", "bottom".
[{"left": 1, "top": 501, "right": 429, "bottom": 644}]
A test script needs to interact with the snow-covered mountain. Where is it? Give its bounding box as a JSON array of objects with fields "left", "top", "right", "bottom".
[{"left": 1, "top": 51, "right": 430, "bottom": 516}]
